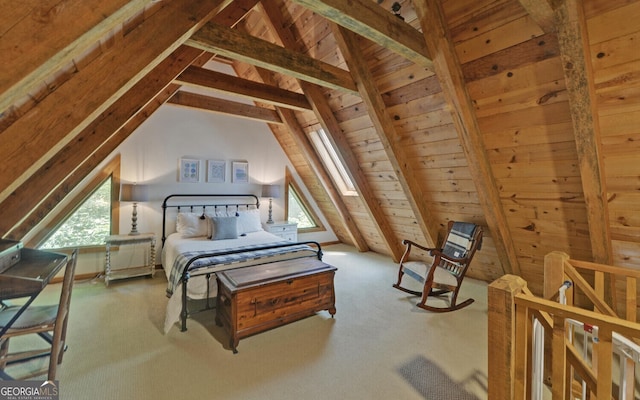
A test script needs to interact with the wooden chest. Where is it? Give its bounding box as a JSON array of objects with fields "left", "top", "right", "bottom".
[{"left": 215, "top": 257, "right": 337, "bottom": 353}]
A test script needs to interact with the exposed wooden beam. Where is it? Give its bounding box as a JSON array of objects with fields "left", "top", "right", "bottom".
[
  {"left": 24, "top": 155, "right": 122, "bottom": 248},
  {"left": 256, "top": 3, "right": 368, "bottom": 252},
  {"left": 1, "top": 45, "right": 204, "bottom": 238},
  {"left": 0, "top": 0, "right": 231, "bottom": 205},
  {"left": 186, "top": 21, "right": 358, "bottom": 94},
  {"left": 519, "top": 0, "right": 556, "bottom": 33},
  {"left": 167, "top": 90, "right": 283, "bottom": 124},
  {"left": 2, "top": 0, "right": 260, "bottom": 239},
  {"left": 413, "top": 0, "right": 520, "bottom": 275},
  {"left": 175, "top": 65, "right": 312, "bottom": 111},
  {"left": 289, "top": 0, "right": 433, "bottom": 70},
  {"left": 332, "top": 25, "right": 439, "bottom": 248},
  {"left": 553, "top": 0, "right": 612, "bottom": 265},
  {"left": 261, "top": 1, "right": 404, "bottom": 262},
  {"left": 12, "top": 87, "right": 179, "bottom": 241},
  {"left": 307, "top": 83, "right": 404, "bottom": 261},
  {"left": 276, "top": 107, "right": 369, "bottom": 251},
  {"left": 0, "top": 0, "right": 149, "bottom": 113}
]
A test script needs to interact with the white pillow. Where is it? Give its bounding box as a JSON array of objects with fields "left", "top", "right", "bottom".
[
  {"left": 237, "top": 209, "right": 262, "bottom": 234},
  {"left": 176, "top": 213, "right": 208, "bottom": 238}
]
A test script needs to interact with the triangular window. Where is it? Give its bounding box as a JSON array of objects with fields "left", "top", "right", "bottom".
[
  {"left": 40, "top": 178, "right": 112, "bottom": 249},
  {"left": 285, "top": 168, "right": 324, "bottom": 233}
]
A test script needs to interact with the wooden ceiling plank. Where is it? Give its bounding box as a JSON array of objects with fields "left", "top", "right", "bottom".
[
  {"left": 175, "top": 65, "right": 312, "bottom": 111},
  {"left": 24, "top": 154, "right": 122, "bottom": 248},
  {"left": 519, "top": 0, "right": 556, "bottom": 33},
  {"left": 186, "top": 21, "right": 358, "bottom": 94},
  {"left": 258, "top": 2, "right": 369, "bottom": 252},
  {"left": 11, "top": 87, "right": 178, "bottom": 242},
  {"left": 333, "top": 25, "right": 439, "bottom": 249},
  {"left": 261, "top": 1, "right": 403, "bottom": 262},
  {"left": 0, "top": 45, "right": 204, "bottom": 237},
  {"left": 167, "top": 90, "right": 283, "bottom": 124},
  {"left": 414, "top": 0, "right": 520, "bottom": 275},
  {"left": 553, "top": 0, "right": 612, "bottom": 264},
  {"left": 0, "top": 0, "right": 231, "bottom": 205},
  {"left": 288, "top": 0, "right": 433, "bottom": 70},
  {"left": 3, "top": 0, "right": 259, "bottom": 239},
  {"left": 277, "top": 107, "right": 369, "bottom": 251},
  {"left": 0, "top": 0, "right": 149, "bottom": 113}
]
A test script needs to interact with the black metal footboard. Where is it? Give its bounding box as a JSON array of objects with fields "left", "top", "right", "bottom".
[{"left": 178, "top": 241, "right": 323, "bottom": 332}]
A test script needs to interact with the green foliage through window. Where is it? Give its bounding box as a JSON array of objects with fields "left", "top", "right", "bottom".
[
  {"left": 287, "top": 185, "right": 317, "bottom": 229},
  {"left": 40, "top": 178, "right": 112, "bottom": 249}
]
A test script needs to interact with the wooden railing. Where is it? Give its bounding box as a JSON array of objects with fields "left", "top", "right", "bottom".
[{"left": 488, "top": 251, "right": 640, "bottom": 399}]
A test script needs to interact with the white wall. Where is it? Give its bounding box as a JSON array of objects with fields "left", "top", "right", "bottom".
[{"left": 74, "top": 101, "right": 337, "bottom": 275}]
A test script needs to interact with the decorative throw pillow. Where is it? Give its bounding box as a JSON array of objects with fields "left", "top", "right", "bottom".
[
  {"left": 210, "top": 216, "right": 239, "bottom": 240},
  {"left": 176, "top": 213, "right": 208, "bottom": 238},
  {"left": 205, "top": 210, "right": 238, "bottom": 238},
  {"left": 237, "top": 209, "right": 262, "bottom": 234}
]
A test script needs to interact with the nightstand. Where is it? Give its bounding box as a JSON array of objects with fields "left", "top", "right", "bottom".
[
  {"left": 104, "top": 233, "right": 156, "bottom": 286},
  {"left": 263, "top": 221, "right": 298, "bottom": 241}
]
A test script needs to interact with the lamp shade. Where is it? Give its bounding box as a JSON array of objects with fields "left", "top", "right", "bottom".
[
  {"left": 120, "top": 184, "right": 149, "bottom": 202},
  {"left": 261, "top": 184, "right": 280, "bottom": 199}
]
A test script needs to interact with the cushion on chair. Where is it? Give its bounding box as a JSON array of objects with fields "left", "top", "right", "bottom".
[
  {"left": 442, "top": 222, "right": 477, "bottom": 259},
  {"left": 402, "top": 261, "right": 459, "bottom": 287},
  {"left": 432, "top": 266, "right": 459, "bottom": 287},
  {"left": 0, "top": 305, "right": 58, "bottom": 330},
  {"left": 402, "top": 261, "right": 428, "bottom": 283}
]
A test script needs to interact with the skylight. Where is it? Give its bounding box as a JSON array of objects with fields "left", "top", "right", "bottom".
[{"left": 309, "top": 129, "right": 358, "bottom": 196}]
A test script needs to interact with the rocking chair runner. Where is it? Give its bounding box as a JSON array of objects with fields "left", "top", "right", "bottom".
[{"left": 393, "top": 221, "right": 483, "bottom": 312}]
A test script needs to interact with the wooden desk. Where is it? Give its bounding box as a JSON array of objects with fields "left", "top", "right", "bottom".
[
  {"left": 0, "top": 248, "right": 68, "bottom": 337},
  {"left": 216, "top": 258, "right": 337, "bottom": 353}
]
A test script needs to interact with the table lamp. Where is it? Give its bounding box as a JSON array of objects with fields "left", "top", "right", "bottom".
[
  {"left": 261, "top": 184, "right": 281, "bottom": 224},
  {"left": 120, "top": 183, "right": 149, "bottom": 235}
]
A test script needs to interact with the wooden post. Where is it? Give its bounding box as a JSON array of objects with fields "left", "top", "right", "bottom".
[
  {"left": 544, "top": 251, "right": 570, "bottom": 386},
  {"left": 544, "top": 251, "right": 570, "bottom": 300},
  {"left": 551, "top": 314, "right": 568, "bottom": 399},
  {"left": 488, "top": 274, "right": 528, "bottom": 400}
]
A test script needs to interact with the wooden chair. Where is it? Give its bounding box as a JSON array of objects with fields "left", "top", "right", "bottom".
[
  {"left": 393, "top": 222, "right": 482, "bottom": 312},
  {"left": 0, "top": 249, "right": 78, "bottom": 380}
]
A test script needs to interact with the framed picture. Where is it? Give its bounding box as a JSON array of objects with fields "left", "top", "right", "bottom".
[
  {"left": 232, "top": 161, "right": 249, "bottom": 183},
  {"left": 206, "top": 160, "right": 226, "bottom": 183},
  {"left": 179, "top": 158, "right": 200, "bottom": 183}
]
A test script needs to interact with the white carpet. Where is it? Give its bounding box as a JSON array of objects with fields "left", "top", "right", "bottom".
[{"left": 3, "top": 244, "right": 489, "bottom": 399}]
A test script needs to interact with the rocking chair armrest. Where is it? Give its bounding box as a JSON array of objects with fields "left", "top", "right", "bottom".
[{"left": 401, "top": 239, "right": 438, "bottom": 253}]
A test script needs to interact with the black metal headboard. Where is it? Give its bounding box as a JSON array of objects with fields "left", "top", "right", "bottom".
[{"left": 161, "top": 194, "right": 260, "bottom": 246}]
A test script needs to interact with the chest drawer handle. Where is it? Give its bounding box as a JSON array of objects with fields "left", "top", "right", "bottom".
[{"left": 286, "top": 279, "right": 294, "bottom": 285}]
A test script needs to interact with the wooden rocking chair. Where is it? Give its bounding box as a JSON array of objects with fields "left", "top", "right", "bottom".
[{"left": 393, "top": 221, "right": 482, "bottom": 312}]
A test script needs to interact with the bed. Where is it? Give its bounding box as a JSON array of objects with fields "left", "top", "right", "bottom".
[{"left": 161, "top": 194, "right": 322, "bottom": 334}]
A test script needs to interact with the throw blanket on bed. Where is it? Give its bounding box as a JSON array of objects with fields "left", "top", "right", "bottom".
[{"left": 166, "top": 241, "right": 312, "bottom": 296}]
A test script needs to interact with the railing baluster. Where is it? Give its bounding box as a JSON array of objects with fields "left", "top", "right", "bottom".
[
  {"left": 626, "top": 276, "right": 636, "bottom": 322},
  {"left": 551, "top": 314, "right": 568, "bottom": 399},
  {"left": 514, "top": 303, "right": 528, "bottom": 400},
  {"left": 595, "top": 327, "right": 612, "bottom": 400},
  {"left": 594, "top": 270, "right": 605, "bottom": 307}
]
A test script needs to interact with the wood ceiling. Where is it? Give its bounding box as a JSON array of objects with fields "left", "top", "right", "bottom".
[{"left": 2, "top": 0, "right": 639, "bottom": 297}]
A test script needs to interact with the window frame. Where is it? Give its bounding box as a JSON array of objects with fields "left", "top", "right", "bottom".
[
  {"left": 284, "top": 167, "right": 324, "bottom": 233},
  {"left": 31, "top": 155, "right": 121, "bottom": 251},
  {"left": 308, "top": 129, "right": 358, "bottom": 196}
]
